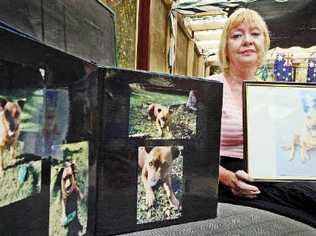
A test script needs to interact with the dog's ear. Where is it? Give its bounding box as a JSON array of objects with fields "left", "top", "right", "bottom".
[
  {"left": 147, "top": 104, "right": 155, "bottom": 118},
  {"left": 70, "top": 162, "right": 78, "bottom": 178},
  {"left": 17, "top": 98, "right": 26, "bottom": 110},
  {"left": 52, "top": 167, "right": 64, "bottom": 199},
  {"left": 167, "top": 107, "right": 173, "bottom": 114},
  {"left": 171, "top": 146, "right": 179, "bottom": 160},
  {"left": 0, "top": 97, "right": 7, "bottom": 109}
]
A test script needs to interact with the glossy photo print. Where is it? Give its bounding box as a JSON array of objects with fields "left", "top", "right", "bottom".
[
  {"left": 137, "top": 146, "right": 183, "bottom": 224},
  {"left": 0, "top": 89, "right": 43, "bottom": 207},
  {"left": 44, "top": 89, "right": 70, "bottom": 156},
  {"left": 49, "top": 141, "right": 89, "bottom": 236},
  {"left": 245, "top": 83, "right": 316, "bottom": 180},
  {"left": 129, "top": 85, "right": 197, "bottom": 139}
]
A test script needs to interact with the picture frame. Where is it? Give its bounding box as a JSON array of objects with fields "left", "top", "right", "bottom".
[
  {"left": 95, "top": 67, "right": 222, "bottom": 235},
  {"left": 244, "top": 81, "right": 316, "bottom": 181}
]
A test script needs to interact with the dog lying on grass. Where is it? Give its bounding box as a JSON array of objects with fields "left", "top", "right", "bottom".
[
  {"left": 147, "top": 103, "right": 172, "bottom": 137},
  {"left": 0, "top": 98, "right": 25, "bottom": 176},
  {"left": 139, "top": 146, "right": 180, "bottom": 209}
]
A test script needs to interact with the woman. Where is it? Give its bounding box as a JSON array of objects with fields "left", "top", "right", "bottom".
[{"left": 210, "top": 8, "right": 316, "bottom": 226}]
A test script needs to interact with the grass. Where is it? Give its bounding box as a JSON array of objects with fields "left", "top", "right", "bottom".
[
  {"left": 49, "top": 141, "right": 89, "bottom": 236},
  {"left": 0, "top": 141, "right": 41, "bottom": 207},
  {"left": 129, "top": 87, "right": 197, "bottom": 139},
  {"left": 136, "top": 147, "right": 183, "bottom": 224}
]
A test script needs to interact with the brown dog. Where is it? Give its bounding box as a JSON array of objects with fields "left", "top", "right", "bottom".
[
  {"left": 140, "top": 146, "right": 180, "bottom": 209},
  {"left": 147, "top": 103, "right": 172, "bottom": 137},
  {"left": 0, "top": 98, "right": 25, "bottom": 176},
  {"left": 60, "top": 161, "right": 84, "bottom": 227}
]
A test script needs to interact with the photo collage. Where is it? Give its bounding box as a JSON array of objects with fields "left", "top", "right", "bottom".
[{"left": 0, "top": 89, "right": 89, "bottom": 236}]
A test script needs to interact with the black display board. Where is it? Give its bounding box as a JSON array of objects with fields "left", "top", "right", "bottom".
[
  {"left": 0, "top": 24, "right": 222, "bottom": 235},
  {"left": 0, "top": 0, "right": 116, "bottom": 66},
  {"left": 94, "top": 68, "right": 222, "bottom": 235}
]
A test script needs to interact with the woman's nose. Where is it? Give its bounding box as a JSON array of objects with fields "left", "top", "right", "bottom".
[{"left": 243, "top": 33, "right": 253, "bottom": 45}]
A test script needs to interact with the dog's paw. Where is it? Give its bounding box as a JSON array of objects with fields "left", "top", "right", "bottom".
[
  {"left": 0, "top": 170, "right": 3, "bottom": 178},
  {"left": 146, "top": 191, "right": 155, "bottom": 207},
  {"left": 9, "top": 158, "right": 17, "bottom": 166},
  {"left": 170, "top": 196, "right": 180, "bottom": 209}
]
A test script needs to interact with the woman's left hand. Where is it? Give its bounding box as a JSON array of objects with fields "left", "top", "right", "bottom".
[{"left": 231, "top": 170, "right": 261, "bottom": 198}]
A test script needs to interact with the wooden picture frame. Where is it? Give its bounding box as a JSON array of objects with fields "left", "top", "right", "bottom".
[{"left": 244, "top": 81, "right": 316, "bottom": 181}]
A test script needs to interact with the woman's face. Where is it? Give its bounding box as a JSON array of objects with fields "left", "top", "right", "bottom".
[{"left": 226, "top": 23, "right": 265, "bottom": 69}]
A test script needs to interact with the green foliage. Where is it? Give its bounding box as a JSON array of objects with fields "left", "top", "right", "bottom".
[{"left": 112, "top": 0, "right": 138, "bottom": 68}]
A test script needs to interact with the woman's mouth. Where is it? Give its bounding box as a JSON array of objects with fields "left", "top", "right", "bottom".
[{"left": 240, "top": 49, "right": 256, "bottom": 56}]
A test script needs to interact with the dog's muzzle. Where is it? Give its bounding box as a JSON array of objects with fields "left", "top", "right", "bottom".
[
  {"left": 149, "top": 178, "right": 163, "bottom": 188},
  {"left": 8, "top": 130, "right": 15, "bottom": 137}
]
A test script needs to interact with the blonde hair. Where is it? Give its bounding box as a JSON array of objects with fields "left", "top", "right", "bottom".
[{"left": 218, "top": 8, "right": 270, "bottom": 74}]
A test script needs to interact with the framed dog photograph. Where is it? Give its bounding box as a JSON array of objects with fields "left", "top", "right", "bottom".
[
  {"left": 0, "top": 89, "right": 44, "bottom": 208},
  {"left": 49, "top": 141, "right": 89, "bottom": 236},
  {"left": 96, "top": 67, "right": 222, "bottom": 235},
  {"left": 244, "top": 81, "right": 316, "bottom": 181}
]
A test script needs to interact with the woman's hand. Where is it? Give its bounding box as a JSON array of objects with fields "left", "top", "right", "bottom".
[{"left": 219, "top": 166, "right": 260, "bottom": 199}]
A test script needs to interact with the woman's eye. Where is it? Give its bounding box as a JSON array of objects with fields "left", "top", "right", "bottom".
[
  {"left": 251, "top": 32, "right": 261, "bottom": 37},
  {"left": 231, "top": 33, "right": 242, "bottom": 39}
]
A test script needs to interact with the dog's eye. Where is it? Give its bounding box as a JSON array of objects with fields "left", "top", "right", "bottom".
[
  {"left": 148, "top": 161, "right": 153, "bottom": 166},
  {"left": 157, "top": 108, "right": 161, "bottom": 113},
  {"left": 14, "top": 111, "right": 20, "bottom": 118}
]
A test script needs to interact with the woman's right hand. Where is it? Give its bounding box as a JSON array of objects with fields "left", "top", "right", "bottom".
[{"left": 219, "top": 166, "right": 261, "bottom": 199}]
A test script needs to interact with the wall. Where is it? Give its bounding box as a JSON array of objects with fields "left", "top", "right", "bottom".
[
  {"left": 101, "top": 0, "right": 138, "bottom": 69},
  {"left": 148, "top": 0, "right": 169, "bottom": 73}
]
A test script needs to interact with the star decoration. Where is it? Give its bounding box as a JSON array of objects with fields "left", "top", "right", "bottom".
[{"left": 277, "top": 54, "right": 283, "bottom": 61}]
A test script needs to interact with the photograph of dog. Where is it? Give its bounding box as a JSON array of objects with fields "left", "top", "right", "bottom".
[
  {"left": 0, "top": 98, "right": 25, "bottom": 176},
  {"left": 49, "top": 141, "right": 88, "bottom": 236},
  {"left": 281, "top": 93, "right": 316, "bottom": 162},
  {"left": 137, "top": 146, "right": 183, "bottom": 224},
  {"left": 147, "top": 103, "right": 172, "bottom": 137},
  {"left": 129, "top": 85, "right": 197, "bottom": 139},
  {"left": 0, "top": 92, "right": 43, "bottom": 208}
]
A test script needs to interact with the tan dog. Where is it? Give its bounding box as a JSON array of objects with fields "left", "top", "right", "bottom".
[
  {"left": 140, "top": 146, "right": 179, "bottom": 209},
  {"left": 60, "top": 161, "right": 84, "bottom": 226},
  {"left": 147, "top": 103, "right": 172, "bottom": 137},
  {"left": 286, "top": 110, "right": 316, "bottom": 161},
  {"left": 0, "top": 98, "right": 25, "bottom": 176}
]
